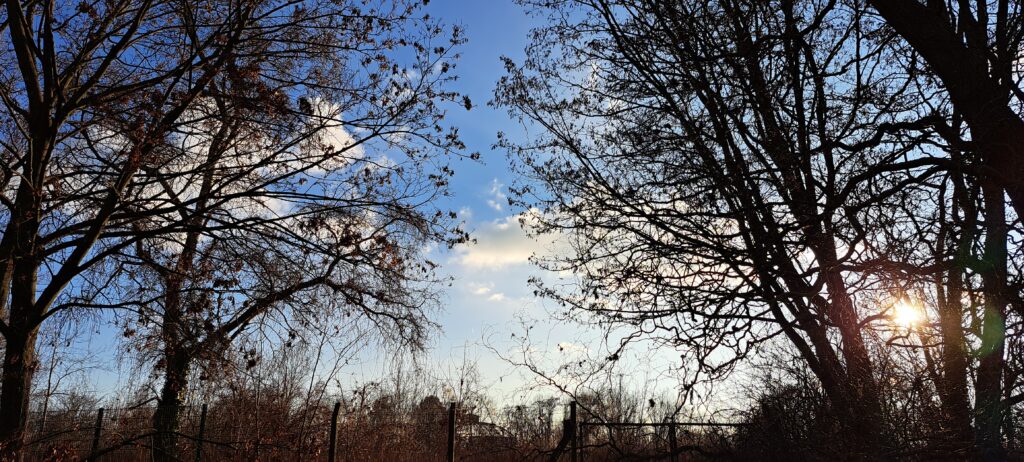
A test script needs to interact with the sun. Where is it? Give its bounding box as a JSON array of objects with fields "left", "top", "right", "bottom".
[{"left": 891, "top": 300, "right": 924, "bottom": 327}]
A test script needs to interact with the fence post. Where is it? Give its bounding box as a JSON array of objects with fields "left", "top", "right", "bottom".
[
  {"left": 328, "top": 402, "right": 341, "bottom": 462},
  {"left": 87, "top": 407, "right": 104, "bottom": 462},
  {"left": 668, "top": 418, "right": 678, "bottom": 462},
  {"left": 195, "top": 403, "right": 208, "bottom": 462},
  {"left": 446, "top": 402, "right": 456, "bottom": 462},
  {"left": 569, "top": 401, "right": 577, "bottom": 462}
]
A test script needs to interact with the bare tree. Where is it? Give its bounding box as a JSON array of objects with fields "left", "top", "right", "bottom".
[
  {"left": 0, "top": 0, "right": 247, "bottom": 453},
  {"left": 856, "top": 6, "right": 1024, "bottom": 452},
  {"left": 494, "top": 0, "right": 983, "bottom": 458},
  {"left": 0, "top": 0, "right": 469, "bottom": 456},
  {"left": 101, "top": 3, "right": 468, "bottom": 458}
]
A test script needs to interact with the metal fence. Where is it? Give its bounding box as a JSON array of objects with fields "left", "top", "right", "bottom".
[
  {"left": 22, "top": 403, "right": 331, "bottom": 461},
  {"left": 19, "top": 401, "right": 733, "bottom": 461},
  {"left": 20, "top": 401, "right": 530, "bottom": 461},
  {"left": 548, "top": 402, "right": 742, "bottom": 462}
]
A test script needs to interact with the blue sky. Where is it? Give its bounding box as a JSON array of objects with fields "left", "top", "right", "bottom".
[
  {"left": 354, "top": 0, "right": 556, "bottom": 394},
  {"left": 426, "top": 0, "right": 536, "bottom": 217},
  {"left": 422, "top": 1, "right": 538, "bottom": 325},
  {"left": 332, "top": 0, "right": 624, "bottom": 400},
  {"left": 344, "top": 1, "right": 724, "bottom": 406}
]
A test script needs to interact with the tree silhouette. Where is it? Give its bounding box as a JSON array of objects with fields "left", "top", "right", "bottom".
[
  {"left": 0, "top": 0, "right": 468, "bottom": 457},
  {"left": 496, "top": 0, "right": 1020, "bottom": 458}
]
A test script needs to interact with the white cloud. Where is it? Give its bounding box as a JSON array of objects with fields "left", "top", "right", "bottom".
[
  {"left": 454, "top": 211, "right": 561, "bottom": 270},
  {"left": 320, "top": 123, "right": 361, "bottom": 155},
  {"left": 298, "top": 97, "right": 365, "bottom": 170},
  {"left": 468, "top": 282, "right": 493, "bottom": 295},
  {"left": 466, "top": 282, "right": 509, "bottom": 302}
]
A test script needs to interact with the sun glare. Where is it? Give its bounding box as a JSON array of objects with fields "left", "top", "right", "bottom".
[{"left": 891, "top": 300, "right": 924, "bottom": 328}]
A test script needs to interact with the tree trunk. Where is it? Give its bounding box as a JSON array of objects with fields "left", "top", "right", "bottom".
[
  {"left": 867, "top": 1, "right": 1024, "bottom": 221},
  {"left": 935, "top": 268, "right": 975, "bottom": 453},
  {"left": 934, "top": 174, "right": 976, "bottom": 455},
  {"left": 833, "top": 299, "right": 888, "bottom": 459},
  {"left": 975, "top": 181, "right": 1008, "bottom": 461},
  {"left": 813, "top": 236, "right": 888, "bottom": 458},
  {"left": 153, "top": 274, "right": 190, "bottom": 462},
  {"left": 0, "top": 329, "right": 37, "bottom": 460},
  {"left": 974, "top": 114, "right": 1024, "bottom": 231},
  {"left": 153, "top": 346, "right": 190, "bottom": 462},
  {"left": 0, "top": 185, "right": 44, "bottom": 460},
  {"left": 151, "top": 179, "right": 206, "bottom": 462}
]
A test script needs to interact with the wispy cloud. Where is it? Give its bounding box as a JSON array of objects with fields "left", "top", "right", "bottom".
[
  {"left": 486, "top": 178, "right": 507, "bottom": 211},
  {"left": 474, "top": 287, "right": 492, "bottom": 295}
]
